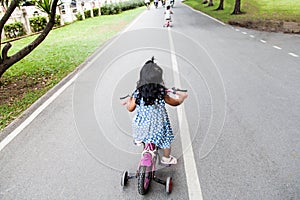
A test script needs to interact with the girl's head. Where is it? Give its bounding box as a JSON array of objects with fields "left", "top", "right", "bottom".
[
  {"left": 137, "top": 57, "right": 163, "bottom": 88},
  {"left": 135, "top": 57, "right": 166, "bottom": 106}
]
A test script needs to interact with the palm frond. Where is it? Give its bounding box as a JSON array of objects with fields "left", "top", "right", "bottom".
[{"left": 36, "top": 0, "right": 61, "bottom": 15}]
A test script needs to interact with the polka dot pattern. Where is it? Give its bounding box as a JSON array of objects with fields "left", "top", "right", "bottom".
[{"left": 132, "top": 91, "right": 174, "bottom": 149}]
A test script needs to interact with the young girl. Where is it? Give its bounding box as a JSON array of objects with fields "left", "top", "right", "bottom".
[
  {"left": 123, "top": 58, "right": 188, "bottom": 165},
  {"left": 164, "top": 5, "right": 173, "bottom": 27}
]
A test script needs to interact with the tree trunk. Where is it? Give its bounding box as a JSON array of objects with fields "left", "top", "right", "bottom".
[
  {"left": 216, "top": 0, "right": 224, "bottom": 10},
  {"left": 0, "top": 0, "right": 18, "bottom": 48},
  {"left": 208, "top": 0, "right": 213, "bottom": 6},
  {"left": 0, "top": 0, "right": 59, "bottom": 79},
  {"left": 232, "top": 0, "right": 242, "bottom": 14}
]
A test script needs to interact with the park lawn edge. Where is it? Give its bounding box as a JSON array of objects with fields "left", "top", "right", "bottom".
[{"left": 183, "top": 0, "right": 300, "bottom": 33}]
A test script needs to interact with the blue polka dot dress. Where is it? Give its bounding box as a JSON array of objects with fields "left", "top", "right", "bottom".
[{"left": 132, "top": 91, "right": 174, "bottom": 149}]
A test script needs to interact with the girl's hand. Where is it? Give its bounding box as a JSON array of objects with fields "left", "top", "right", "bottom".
[
  {"left": 120, "top": 97, "right": 130, "bottom": 106},
  {"left": 120, "top": 96, "right": 136, "bottom": 112},
  {"left": 176, "top": 91, "right": 188, "bottom": 100}
]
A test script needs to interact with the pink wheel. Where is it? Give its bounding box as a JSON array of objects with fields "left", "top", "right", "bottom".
[{"left": 165, "top": 177, "right": 173, "bottom": 193}]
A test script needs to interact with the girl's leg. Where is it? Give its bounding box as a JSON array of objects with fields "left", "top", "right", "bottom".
[{"left": 163, "top": 148, "right": 171, "bottom": 158}]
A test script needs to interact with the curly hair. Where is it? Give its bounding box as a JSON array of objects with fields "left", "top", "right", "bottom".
[{"left": 135, "top": 57, "right": 166, "bottom": 106}]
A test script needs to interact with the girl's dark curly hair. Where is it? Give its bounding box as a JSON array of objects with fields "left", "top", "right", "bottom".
[{"left": 135, "top": 57, "right": 166, "bottom": 106}]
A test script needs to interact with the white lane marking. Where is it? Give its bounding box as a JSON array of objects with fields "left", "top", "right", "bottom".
[
  {"left": 260, "top": 39, "right": 267, "bottom": 43},
  {"left": 0, "top": 74, "right": 77, "bottom": 152},
  {"left": 288, "top": 52, "right": 299, "bottom": 57},
  {"left": 250, "top": 35, "right": 255, "bottom": 38},
  {"left": 235, "top": 29, "right": 240, "bottom": 32},
  {"left": 242, "top": 31, "right": 247, "bottom": 35},
  {"left": 273, "top": 45, "right": 282, "bottom": 50},
  {"left": 0, "top": 11, "right": 146, "bottom": 152},
  {"left": 168, "top": 29, "right": 203, "bottom": 200}
]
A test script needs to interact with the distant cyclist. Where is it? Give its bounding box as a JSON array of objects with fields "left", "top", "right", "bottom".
[
  {"left": 170, "top": 0, "right": 174, "bottom": 7},
  {"left": 164, "top": 5, "right": 173, "bottom": 27},
  {"left": 154, "top": 0, "right": 159, "bottom": 8},
  {"left": 144, "top": 0, "right": 150, "bottom": 9}
]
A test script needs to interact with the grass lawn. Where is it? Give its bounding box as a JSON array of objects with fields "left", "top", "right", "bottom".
[
  {"left": 256, "top": 0, "right": 300, "bottom": 21},
  {"left": 183, "top": 0, "right": 300, "bottom": 23},
  {"left": 0, "top": 7, "right": 144, "bottom": 130}
]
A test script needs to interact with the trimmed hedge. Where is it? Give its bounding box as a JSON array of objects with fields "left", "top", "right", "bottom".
[
  {"left": 4, "top": 22, "right": 26, "bottom": 39},
  {"left": 101, "top": 0, "right": 144, "bottom": 15},
  {"left": 55, "top": 14, "right": 61, "bottom": 27},
  {"left": 93, "top": 8, "right": 99, "bottom": 16},
  {"left": 101, "top": 4, "right": 121, "bottom": 15},
  {"left": 84, "top": 10, "right": 92, "bottom": 18},
  {"left": 75, "top": 0, "right": 143, "bottom": 20},
  {"left": 29, "top": 16, "right": 47, "bottom": 32},
  {"left": 119, "top": 0, "right": 144, "bottom": 11},
  {"left": 76, "top": 13, "right": 83, "bottom": 20}
]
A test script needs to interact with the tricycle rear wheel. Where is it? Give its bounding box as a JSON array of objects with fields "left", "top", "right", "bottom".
[
  {"left": 121, "top": 170, "right": 129, "bottom": 186},
  {"left": 165, "top": 177, "right": 173, "bottom": 194}
]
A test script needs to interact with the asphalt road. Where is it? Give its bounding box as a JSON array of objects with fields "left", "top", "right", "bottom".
[{"left": 1, "top": 1, "right": 300, "bottom": 199}]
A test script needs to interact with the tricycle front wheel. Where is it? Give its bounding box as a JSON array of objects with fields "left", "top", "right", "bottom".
[{"left": 138, "top": 166, "right": 152, "bottom": 195}]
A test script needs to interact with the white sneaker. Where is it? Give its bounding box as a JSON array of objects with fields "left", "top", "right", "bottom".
[{"left": 161, "top": 155, "right": 177, "bottom": 165}]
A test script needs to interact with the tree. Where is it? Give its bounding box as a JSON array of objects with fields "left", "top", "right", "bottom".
[
  {"left": 0, "top": 0, "right": 59, "bottom": 79},
  {"left": 232, "top": 0, "right": 242, "bottom": 14},
  {"left": 208, "top": 0, "right": 213, "bottom": 7},
  {"left": 216, "top": 0, "right": 224, "bottom": 10}
]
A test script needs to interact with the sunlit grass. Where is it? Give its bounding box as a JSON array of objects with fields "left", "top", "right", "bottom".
[
  {"left": 184, "top": 0, "right": 300, "bottom": 22},
  {"left": 256, "top": 0, "right": 300, "bottom": 21}
]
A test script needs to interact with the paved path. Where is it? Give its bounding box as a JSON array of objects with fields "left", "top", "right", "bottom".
[{"left": 1, "top": 1, "right": 300, "bottom": 199}]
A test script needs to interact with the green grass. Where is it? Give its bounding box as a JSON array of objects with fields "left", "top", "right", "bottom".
[
  {"left": 256, "top": 0, "right": 300, "bottom": 21},
  {"left": 0, "top": 7, "right": 144, "bottom": 130},
  {"left": 184, "top": 0, "right": 300, "bottom": 22}
]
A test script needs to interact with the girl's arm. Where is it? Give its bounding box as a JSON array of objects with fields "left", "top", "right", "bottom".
[
  {"left": 122, "top": 97, "right": 136, "bottom": 112},
  {"left": 165, "top": 91, "right": 188, "bottom": 106}
]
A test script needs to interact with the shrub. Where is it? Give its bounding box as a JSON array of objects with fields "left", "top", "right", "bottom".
[
  {"left": 100, "top": 1, "right": 138, "bottom": 15},
  {"left": 29, "top": 16, "right": 47, "bottom": 32},
  {"left": 84, "top": 10, "right": 91, "bottom": 18},
  {"left": 55, "top": 14, "right": 61, "bottom": 27},
  {"left": 100, "top": 4, "right": 110, "bottom": 15},
  {"left": 4, "top": 22, "right": 26, "bottom": 39},
  {"left": 93, "top": 8, "right": 99, "bottom": 16},
  {"left": 76, "top": 13, "right": 83, "bottom": 20},
  {"left": 113, "top": 4, "right": 122, "bottom": 14}
]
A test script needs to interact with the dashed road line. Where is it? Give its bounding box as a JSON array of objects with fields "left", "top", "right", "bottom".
[
  {"left": 260, "top": 39, "right": 267, "bottom": 43},
  {"left": 231, "top": 24, "right": 299, "bottom": 59},
  {"left": 288, "top": 53, "right": 299, "bottom": 57},
  {"left": 273, "top": 45, "right": 282, "bottom": 50}
]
